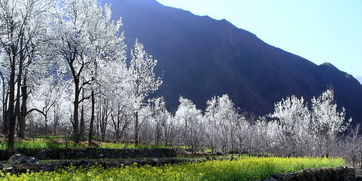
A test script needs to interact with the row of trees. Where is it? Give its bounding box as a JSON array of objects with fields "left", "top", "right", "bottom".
[
  {"left": 158, "top": 90, "right": 359, "bottom": 163},
  {"left": 0, "top": 0, "right": 161, "bottom": 152},
  {"left": 172, "top": 90, "right": 353, "bottom": 158},
  {"left": 25, "top": 88, "right": 356, "bottom": 160}
]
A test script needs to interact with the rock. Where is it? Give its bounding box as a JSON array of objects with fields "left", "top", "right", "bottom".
[
  {"left": 176, "top": 149, "right": 192, "bottom": 155},
  {"left": 5, "top": 167, "right": 14, "bottom": 173},
  {"left": 29, "top": 157, "right": 38, "bottom": 164},
  {"left": 74, "top": 151, "right": 85, "bottom": 159},
  {"left": 59, "top": 152, "right": 65, "bottom": 160},
  {"left": 216, "top": 152, "right": 224, "bottom": 156},
  {"left": 8, "top": 154, "right": 39, "bottom": 165},
  {"left": 8, "top": 154, "right": 29, "bottom": 164},
  {"left": 35, "top": 150, "right": 48, "bottom": 160},
  {"left": 152, "top": 158, "right": 160, "bottom": 165}
]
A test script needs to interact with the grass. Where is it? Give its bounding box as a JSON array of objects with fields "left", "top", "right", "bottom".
[
  {"left": 0, "top": 139, "right": 186, "bottom": 150},
  {"left": 98, "top": 142, "right": 169, "bottom": 149},
  {"left": 0, "top": 139, "right": 86, "bottom": 150},
  {"left": 31, "top": 136, "right": 72, "bottom": 139},
  {"left": 0, "top": 157, "right": 345, "bottom": 181}
]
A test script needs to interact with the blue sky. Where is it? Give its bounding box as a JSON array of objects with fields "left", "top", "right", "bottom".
[{"left": 157, "top": 0, "right": 362, "bottom": 79}]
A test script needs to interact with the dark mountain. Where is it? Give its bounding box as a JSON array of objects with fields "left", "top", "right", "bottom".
[{"left": 101, "top": 0, "right": 362, "bottom": 122}]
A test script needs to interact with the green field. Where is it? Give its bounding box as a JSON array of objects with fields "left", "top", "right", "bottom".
[
  {"left": 0, "top": 139, "right": 85, "bottom": 150},
  {"left": 0, "top": 157, "right": 345, "bottom": 181},
  {"left": 0, "top": 139, "right": 181, "bottom": 150}
]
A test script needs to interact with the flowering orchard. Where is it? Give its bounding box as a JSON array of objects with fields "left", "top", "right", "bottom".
[{"left": 0, "top": 0, "right": 359, "bottom": 162}]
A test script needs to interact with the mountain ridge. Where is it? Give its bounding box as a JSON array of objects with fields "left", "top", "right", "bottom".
[
  {"left": 101, "top": 0, "right": 362, "bottom": 123},
  {"left": 357, "top": 76, "right": 362, "bottom": 84}
]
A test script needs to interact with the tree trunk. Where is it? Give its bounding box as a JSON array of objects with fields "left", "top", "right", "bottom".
[
  {"left": 134, "top": 111, "right": 139, "bottom": 146},
  {"left": 44, "top": 115, "right": 48, "bottom": 131},
  {"left": 1, "top": 73, "right": 8, "bottom": 135},
  {"left": 14, "top": 67, "right": 22, "bottom": 138},
  {"left": 111, "top": 114, "right": 119, "bottom": 142},
  {"left": 116, "top": 109, "right": 121, "bottom": 142},
  {"left": 19, "top": 79, "right": 27, "bottom": 139},
  {"left": 100, "top": 102, "right": 108, "bottom": 142},
  {"left": 79, "top": 89, "right": 85, "bottom": 141},
  {"left": 164, "top": 125, "right": 169, "bottom": 147},
  {"left": 15, "top": 38, "right": 25, "bottom": 140},
  {"left": 156, "top": 122, "right": 160, "bottom": 146},
  {"left": 2, "top": 109, "right": 8, "bottom": 136},
  {"left": 96, "top": 108, "right": 99, "bottom": 140},
  {"left": 73, "top": 78, "right": 80, "bottom": 143},
  {"left": 7, "top": 53, "right": 17, "bottom": 154},
  {"left": 88, "top": 90, "right": 95, "bottom": 145},
  {"left": 53, "top": 107, "right": 59, "bottom": 136},
  {"left": 115, "top": 126, "right": 120, "bottom": 142}
]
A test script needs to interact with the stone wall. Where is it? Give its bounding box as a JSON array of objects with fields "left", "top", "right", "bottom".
[
  {"left": 0, "top": 148, "right": 177, "bottom": 161},
  {"left": 261, "top": 167, "right": 355, "bottom": 181}
]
